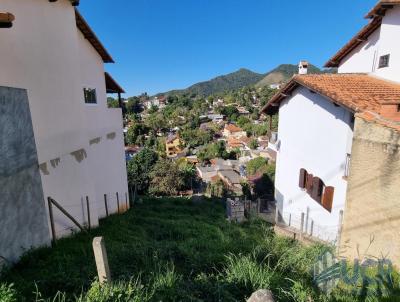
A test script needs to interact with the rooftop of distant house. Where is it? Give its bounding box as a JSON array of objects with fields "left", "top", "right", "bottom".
[{"left": 225, "top": 123, "right": 244, "bottom": 133}]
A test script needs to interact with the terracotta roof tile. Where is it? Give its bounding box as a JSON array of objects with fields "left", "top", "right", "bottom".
[
  {"left": 262, "top": 74, "right": 400, "bottom": 123},
  {"left": 225, "top": 124, "right": 243, "bottom": 133}
]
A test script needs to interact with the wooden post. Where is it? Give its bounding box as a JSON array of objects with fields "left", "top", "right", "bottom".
[
  {"left": 305, "top": 207, "right": 310, "bottom": 234},
  {"left": 288, "top": 214, "right": 292, "bottom": 226},
  {"left": 92, "top": 237, "right": 111, "bottom": 284},
  {"left": 300, "top": 212, "right": 305, "bottom": 239},
  {"left": 49, "top": 197, "right": 86, "bottom": 232},
  {"left": 86, "top": 196, "right": 91, "bottom": 230},
  {"left": 310, "top": 220, "right": 314, "bottom": 237},
  {"left": 116, "top": 192, "right": 120, "bottom": 214},
  {"left": 125, "top": 192, "right": 128, "bottom": 210},
  {"left": 257, "top": 198, "right": 261, "bottom": 214},
  {"left": 47, "top": 197, "right": 56, "bottom": 246},
  {"left": 104, "top": 194, "right": 109, "bottom": 217}
]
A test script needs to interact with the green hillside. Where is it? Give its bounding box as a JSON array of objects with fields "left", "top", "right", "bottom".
[{"left": 159, "top": 64, "right": 336, "bottom": 97}]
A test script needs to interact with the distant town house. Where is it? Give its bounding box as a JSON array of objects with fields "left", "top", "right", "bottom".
[
  {"left": 262, "top": 0, "right": 400, "bottom": 266},
  {"left": 0, "top": 0, "right": 128, "bottom": 262},
  {"left": 223, "top": 123, "right": 247, "bottom": 138},
  {"left": 166, "top": 133, "right": 183, "bottom": 158}
]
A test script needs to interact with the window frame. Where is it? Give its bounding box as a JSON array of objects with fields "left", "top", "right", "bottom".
[
  {"left": 378, "top": 54, "right": 390, "bottom": 69},
  {"left": 83, "top": 87, "right": 98, "bottom": 105}
]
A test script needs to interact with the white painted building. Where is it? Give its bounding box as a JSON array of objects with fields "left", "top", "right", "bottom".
[
  {"left": 262, "top": 0, "right": 400, "bottom": 243},
  {"left": 0, "top": 0, "right": 128, "bottom": 245}
]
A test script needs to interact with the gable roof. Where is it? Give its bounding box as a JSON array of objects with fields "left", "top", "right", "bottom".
[
  {"left": 325, "top": 0, "right": 400, "bottom": 68},
  {"left": 262, "top": 74, "right": 400, "bottom": 116},
  {"left": 75, "top": 9, "right": 114, "bottom": 63}
]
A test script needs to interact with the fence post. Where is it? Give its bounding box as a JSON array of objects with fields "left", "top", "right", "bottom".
[
  {"left": 300, "top": 212, "right": 305, "bottom": 240},
  {"left": 289, "top": 213, "right": 292, "bottom": 226},
  {"left": 274, "top": 204, "right": 279, "bottom": 225},
  {"left": 86, "top": 196, "right": 91, "bottom": 230},
  {"left": 104, "top": 194, "right": 109, "bottom": 217},
  {"left": 125, "top": 192, "right": 129, "bottom": 210},
  {"left": 305, "top": 207, "right": 310, "bottom": 234},
  {"left": 310, "top": 220, "right": 314, "bottom": 237},
  {"left": 257, "top": 198, "right": 261, "bottom": 214},
  {"left": 116, "top": 192, "right": 120, "bottom": 214},
  {"left": 92, "top": 237, "right": 111, "bottom": 284},
  {"left": 47, "top": 197, "right": 56, "bottom": 246}
]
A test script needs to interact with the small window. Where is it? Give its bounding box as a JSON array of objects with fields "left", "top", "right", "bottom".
[
  {"left": 84, "top": 88, "right": 97, "bottom": 104},
  {"left": 378, "top": 54, "right": 390, "bottom": 69}
]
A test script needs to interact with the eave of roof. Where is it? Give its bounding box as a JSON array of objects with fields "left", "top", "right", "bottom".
[
  {"left": 75, "top": 9, "right": 114, "bottom": 63},
  {"left": 261, "top": 74, "right": 400, "bottom": 117},
  {"left": 105, "top": 72, "right": 125, "bottom": 94},
  {"left": 324, "top": 17, "right": 382, "bottom": 68},
  {"left": 365, "top": 0, "right": 400, "bottom": 19}
]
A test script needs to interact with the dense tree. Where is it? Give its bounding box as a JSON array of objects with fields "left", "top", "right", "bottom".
[
  {"left": 125, "top": 123, "right": 147, "bottom": 146},
  {"left": 107, "top": 97, "right": 119, "bottom": 108},
  {"left": 249, "top": 139, "right": 259, "bottom": 150},
  {"left": 246, "top": 157, "right": 268, "bottom": 176},
  {"left": 148, "top": 159, "right": 184, "bottom": 196},
  {"left": 127, "top": 148, "right": 158, "bottom": 193},
  {"left": 125, "top": 97, "right": 142, "bottom": 114}
]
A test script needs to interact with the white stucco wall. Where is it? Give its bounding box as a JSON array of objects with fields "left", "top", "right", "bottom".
[
  {"left": 0, "top": 0, "right": 128, "bottom": 238},
  {"left": 338, "top": 29, "right": 380, "bottom": 74},
  {"left": 339, "top": 6, "right": 400, "bottom": 84},
  {"left": 373, "top": 6, "right": 400, "bottom": 82},
  {"left": 275, "top": 87, "right": 353, "bottom": 242}
]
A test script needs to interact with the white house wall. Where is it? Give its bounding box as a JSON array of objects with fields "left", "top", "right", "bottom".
[
  {"left": 339, "top": 6, "right": 400, "bottom": 84},
  {"left": 338, "top": 28, "right": 380, "bottom": 74},
  {"left": 275, "top": 87, "right": 353, "bottom": 242},
  {"left": 0, "top": 0, "right": 128, "bottom": 239},
  {"left": 373, "top": 6, "right": 400, "bottom": 82}
]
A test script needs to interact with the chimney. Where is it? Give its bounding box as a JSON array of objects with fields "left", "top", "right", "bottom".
[{"left": 298, "top": 61, "right": 309, "bottom": 75}]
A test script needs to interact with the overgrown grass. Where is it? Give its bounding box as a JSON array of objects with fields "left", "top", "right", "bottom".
[{"left": 0, "top": 197, "right": 399, "bottom": 301}]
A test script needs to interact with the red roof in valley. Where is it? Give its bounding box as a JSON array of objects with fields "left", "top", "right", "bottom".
[{"left": 225, "top": 124, "right": 243, "bottom": 133}]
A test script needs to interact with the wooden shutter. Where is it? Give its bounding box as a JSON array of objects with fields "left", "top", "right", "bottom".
[
  {"left": 306, "top": 174, "right": 314, "bottom": 194},
  {"left": 311, "top": 177, "right": 324, "bottom": 203},
  {"left": 299, "top": 169, "right": 307, "bottom": 189},
  {"left": 322, "top": 186, "right": 334, "bottom": 212}
]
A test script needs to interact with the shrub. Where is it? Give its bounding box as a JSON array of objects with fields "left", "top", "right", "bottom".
[{"left": 0, "top": 283, "right": 17, "bottom": 302}]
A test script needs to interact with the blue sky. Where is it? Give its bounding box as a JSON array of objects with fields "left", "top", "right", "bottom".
[{"left": 79, "top": 0, "right": 377, "bottom": 96}]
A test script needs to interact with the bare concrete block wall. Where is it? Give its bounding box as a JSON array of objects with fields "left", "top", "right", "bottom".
[
  {"left": 340, "top": 117, "right": 400, "bottom": 266},
  {"left": 0, "top": 86, "right": 50, "bottom": 263}
]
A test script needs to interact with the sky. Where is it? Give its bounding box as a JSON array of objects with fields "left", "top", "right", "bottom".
[{"left": 79, "top": 0, "right": 377, "bottom": 97}]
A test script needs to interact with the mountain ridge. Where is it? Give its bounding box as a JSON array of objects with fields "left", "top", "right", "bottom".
[{"left": 157, "top": 63, "right": 336, "bottom": 97}]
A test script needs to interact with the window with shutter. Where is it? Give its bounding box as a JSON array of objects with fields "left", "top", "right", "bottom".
[
  {"left": 322, "top": 186, "right": 335, "bottom": 212},
  {"left": 299, "top": 169, "right": 307, "bottom": 189},
  {"left": 311, "top": 177, "right": 324, "bottom": 203}
]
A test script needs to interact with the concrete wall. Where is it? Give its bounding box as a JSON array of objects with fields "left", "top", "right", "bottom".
[
  {"left": 0, "top": 0, "right": 128, "bottom": 239},
  {"left": 0, "top": 87, "right": 50, "bottom": 262},
  {"left": 339, "top": 117, "right": 400, "bottom": 266},
  {"left": 275, "top": 87, "right": 353, "bottom": 242}
]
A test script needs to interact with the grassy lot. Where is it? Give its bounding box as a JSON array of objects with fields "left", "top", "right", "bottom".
[{"left": 0, "top": 197, "right": 399, "bottom": 301}]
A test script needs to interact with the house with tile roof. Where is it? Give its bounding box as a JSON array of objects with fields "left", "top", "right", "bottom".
[
  {"left": 0, "top": 0, "right": 128, "bottom": 262},
  {"left": 223, "top": 123, "right": 247, "bottom": 138},
  {"left": 262, "top": 0, "right": 400, "bottom": 261}
]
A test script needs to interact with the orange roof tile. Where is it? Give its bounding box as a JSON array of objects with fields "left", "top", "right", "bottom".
[
  {"left": 225, "top": 124, "right": 243, "bottom": 133},
  {"left": 262, "top": 74, "right": 400, "bottom": 120}
]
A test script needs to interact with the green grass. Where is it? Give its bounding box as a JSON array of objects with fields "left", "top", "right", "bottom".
[{"left": 0, "top": 197, "right": 399, "bottom": 301}]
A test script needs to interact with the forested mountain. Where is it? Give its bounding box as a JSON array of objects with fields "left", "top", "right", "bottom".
[
  {"left": 159, "top": 64, "right": 336, "bottom": 97},
  {"left": 163, "top": 68, "right": 265, "bottom": 97}
]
